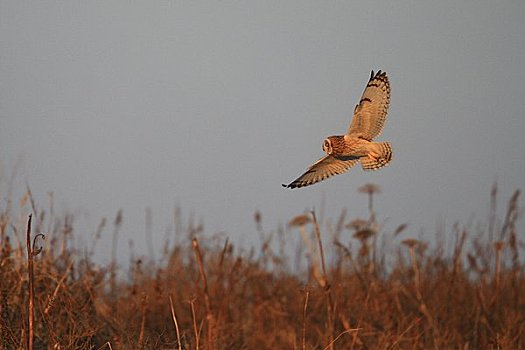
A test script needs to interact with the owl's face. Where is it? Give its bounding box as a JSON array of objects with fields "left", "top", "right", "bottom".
[{"left": 323, "top": 138, "right": 333, "bottom": 155}]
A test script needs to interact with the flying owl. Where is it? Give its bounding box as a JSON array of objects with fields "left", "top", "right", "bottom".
[{"left": 282, "top": 70, "right": 392, "bottom": 189}]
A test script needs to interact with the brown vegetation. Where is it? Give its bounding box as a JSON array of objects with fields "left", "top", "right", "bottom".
[{"left": 0, "top": 184, "right": 524, "bottom": 349}]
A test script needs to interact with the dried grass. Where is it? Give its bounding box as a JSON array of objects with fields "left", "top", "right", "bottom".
[{"left": 0, "top": 184, "right": 523, "bottom": 349}]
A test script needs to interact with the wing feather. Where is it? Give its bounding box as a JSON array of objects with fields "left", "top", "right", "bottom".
[
  {"left": 282, "top": 156, "right": 358, "bottom": 189},
  {"left": 347, "top": 70, "right": 390, "bottom": 141}
]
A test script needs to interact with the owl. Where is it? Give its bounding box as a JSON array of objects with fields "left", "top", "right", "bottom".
[{"left": 283, "top": 70, "right": 392, "bottom": 189}]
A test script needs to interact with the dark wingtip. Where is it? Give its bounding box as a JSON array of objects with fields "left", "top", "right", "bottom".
[
  {"left": 370, "top": 69, "right": 387, "bottom": 82},
  {"left": 282, "top": 183, "right": 298, "bottom": 189}
]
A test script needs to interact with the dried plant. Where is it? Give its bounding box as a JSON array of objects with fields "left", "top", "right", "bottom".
[
  {"left": 358, "top": 183, "right": 381, "bottom": 222},
  {"left": 0, "top": 183, "right": 522, "bottom": 349}
]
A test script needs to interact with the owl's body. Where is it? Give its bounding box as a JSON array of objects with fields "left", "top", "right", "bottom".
[
  {"left": 324, "top": 135, "right": 374, "bottom": 157},
  {"left": 283, "top": 70, "right": 392, "bottom": 189},
  {"left": 324, "top": 135, "right": 392, "bottom": 170}
]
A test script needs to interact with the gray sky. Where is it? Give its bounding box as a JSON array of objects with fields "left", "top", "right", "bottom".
[{"left": 1, "top": 1, "right": 524, "bottom": 263}]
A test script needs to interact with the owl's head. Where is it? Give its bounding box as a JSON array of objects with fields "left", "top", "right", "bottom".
[{"left": 322, "top": 138, "right": 333, "bottom": 155}]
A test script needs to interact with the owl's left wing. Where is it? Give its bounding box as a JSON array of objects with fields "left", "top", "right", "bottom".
[
  {"left": 347, "top": 70, "right": 390, "bottom": 141},
  {"left": 282, "top": 155, "right": 358, "bottom": 189}
]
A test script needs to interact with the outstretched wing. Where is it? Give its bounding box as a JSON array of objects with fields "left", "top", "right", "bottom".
[
  {"left": 282, "top": 156, "right": 358, "bottom": 189},
  {"left": 347, "top": 70, "right": 390, "bottom": 141}
]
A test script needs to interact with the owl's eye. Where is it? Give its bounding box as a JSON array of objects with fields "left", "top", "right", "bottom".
[{"left": 324, "top": 140, "right": 330, "bottom": 148}]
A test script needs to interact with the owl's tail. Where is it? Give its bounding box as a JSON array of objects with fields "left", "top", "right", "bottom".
[{"left": 360, "top": 142, "right": 392, "bottom": 171}]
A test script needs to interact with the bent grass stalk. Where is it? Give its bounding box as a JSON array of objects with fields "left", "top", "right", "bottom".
[
  {"left": 192, "top": 237, "right": 215, "bottom": 350},
  {"left": 25, "top": 215, "right": 44, "bottom": 350},
  {"left": 311, "top": 210, "right": 335, "bottom": 350},
  {"left": 169, "top": 295, "right": 182, "bottom": 350},
  {"left": 26, "top": 214, "right": 34, "bottom": 350},
  {"left": 302, "top": 289, "right": 309, "bottom": 350}
]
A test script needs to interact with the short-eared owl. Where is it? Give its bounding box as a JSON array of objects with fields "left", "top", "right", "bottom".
[{"left": 283, "top": 70, "right": 392, "bottom": 189}]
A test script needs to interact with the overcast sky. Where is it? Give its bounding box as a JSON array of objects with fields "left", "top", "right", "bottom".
[{"left": 1, "top": 1, "right": 524, "bottom": 264}]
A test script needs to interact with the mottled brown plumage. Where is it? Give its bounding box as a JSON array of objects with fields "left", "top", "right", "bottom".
[{"left": 283, "top": 70, "right": 393, "bottom": 189}]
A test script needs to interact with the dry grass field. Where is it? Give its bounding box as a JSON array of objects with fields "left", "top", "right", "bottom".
[{"left": 0, "top": 184, "right": 523, "bottom": 349}]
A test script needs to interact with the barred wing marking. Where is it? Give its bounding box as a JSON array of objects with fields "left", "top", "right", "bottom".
[
  {"left": 347, "top": 70, "right": 390, "bottom": 141},
  {"left": 282, "top": 156, "right": 358, "bottom": 189}
]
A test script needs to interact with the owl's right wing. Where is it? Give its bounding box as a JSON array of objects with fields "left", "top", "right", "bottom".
[
  {"left": 347, "top": 70, "right": 390, "bottom": 141},
  {"left": 282, "top": 155, "right": 358, "bottom": 189}
]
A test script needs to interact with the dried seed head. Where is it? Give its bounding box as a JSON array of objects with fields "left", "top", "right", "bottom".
[
  {"left": 19, "top": 191, "right": 29, "bottom": 208},
  {"left": 114, "top": 209, "right": 123, "bottom": 226},
  {"left": 493, "top": 241, "right": 505, "bottom": 252},
  {"left": 254, "top": 211, "right": 262, "bottom": 225},
  {"left": 509, "top": 190, "right": 520, "bottom": 211},
  {"left": 402, "top": 238, "right": 420, "bottom": 248},
  {"left": 393, "top": 223, "right": 408, "bottom": 236},
  {"left": 353, "top": 227, "right": 377, "bottom": 241},
  {"left": 346, "top": 218, "right": 368, "bottom": 231},
  {"left": 288, "top": 214, "right": 312, "bottom": 228},
  {"left": 358, "top": 183, "right": 381, "bottom": 195}
]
